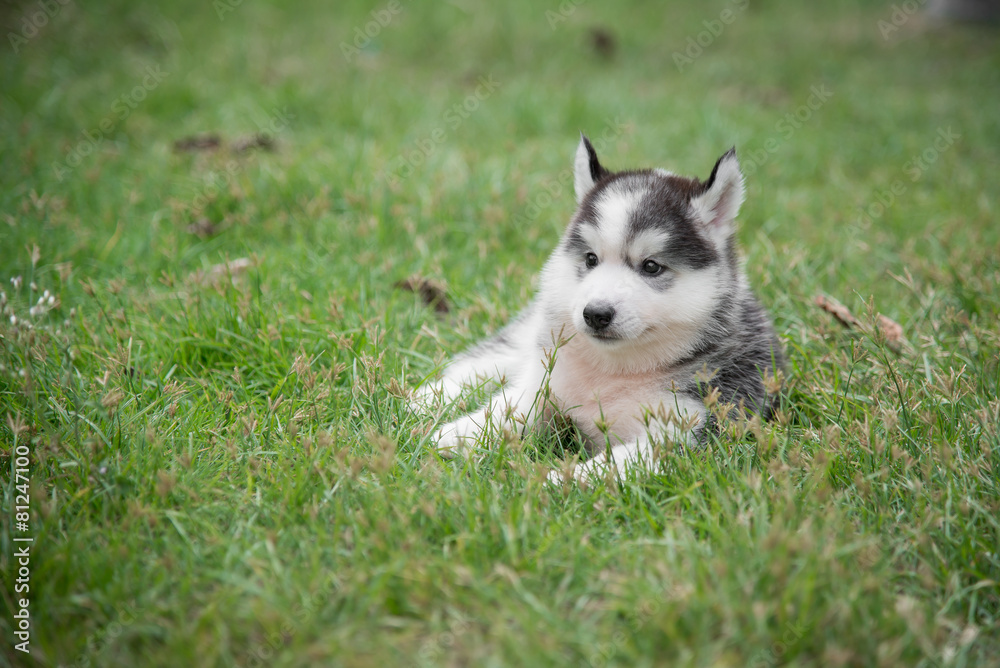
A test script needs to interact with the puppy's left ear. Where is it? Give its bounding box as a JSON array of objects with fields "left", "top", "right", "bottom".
[
  {"left": 574, "top": 133, "right": 609, "bottom": 204},
  {"left": 690, "top": 148, "right": 744, "bottom": 242}
]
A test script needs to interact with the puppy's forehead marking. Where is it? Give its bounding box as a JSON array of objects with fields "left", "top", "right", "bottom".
[
  {"left": 590, "top": 187, "right": 643, "bottom": 258},
  {"left": 625, "top": 228, "right": 670, "bottom": 262},
  {"left": 578, "top": 224, "right": 604, "bottom": 254}
]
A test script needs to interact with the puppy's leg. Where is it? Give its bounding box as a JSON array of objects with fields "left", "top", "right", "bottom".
[
  {"left": 548, "top": 395, "right": 706, "bottom": 484},
  {"left": 412, "top": 305, "right": 541, "bottom": 409},
  {"left": 432, "top": 357, "right": 549, "bottom": 457},
  {"left": 548, "top": 436, "right": 654, "bottom": 485}
]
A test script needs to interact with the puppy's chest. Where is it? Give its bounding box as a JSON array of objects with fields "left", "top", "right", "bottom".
[{"left": 546, "top": 348, "right": 674, "bottom": 440}]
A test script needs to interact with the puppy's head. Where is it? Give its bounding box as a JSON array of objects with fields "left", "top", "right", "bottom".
[{"left": 543, "top": 135, "right": 745, "bottom": 369}]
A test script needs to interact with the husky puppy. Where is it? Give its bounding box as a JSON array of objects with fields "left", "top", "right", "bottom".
[{"left": 415, "top": 135, "right": 783, "bottom": 483}]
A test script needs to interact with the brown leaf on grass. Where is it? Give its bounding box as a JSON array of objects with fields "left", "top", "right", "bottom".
[
  {"left": 396, "top": 275, "right": 450, "bottom": 314},
  {"left": 877, "top": 314, "right": 904, "bottom": 346},
  {"left": 173, "top": 134, "right": 221, "bottom": 152},
  {"left": 589, "top": 27, "right": 617, "bottom": 58},
  {"left": 814, "top": 295, "right": 859, "bottom": 328},
  {"left": 186, "top": 218, "right": 219, "bottom": 239},
  {"left": 815, "top": 294, "right": 905, "bottom": 348},
  {"left": 231, "top": 133, "right": 275, "bottom": 153}
]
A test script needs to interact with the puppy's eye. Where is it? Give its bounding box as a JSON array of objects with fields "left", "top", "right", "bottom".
[
  {"left": 641, "top": 259, "right": 665, "bottom": 276},
  {"left": 585, "top": 253, "right": 599, "bottom": 268}
]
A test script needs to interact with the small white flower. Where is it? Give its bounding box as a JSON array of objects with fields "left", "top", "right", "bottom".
[
  {"left": 47, "top": 295, "right": 55, "bottom": 305},
  {"left": 9, "top": 315, "right": 17, "bottom": 325},
  {"left": 11, "top": 276, "right": 22, "bottom": 289},
  {"left": 43, "top": 289, "right": 50, "bottom": 299},
  {"left": 29, "top": 306, "right": 41, "bottom": 317},
  {"left": 30, "top": 281, "right": 37, "bottom": 291}
]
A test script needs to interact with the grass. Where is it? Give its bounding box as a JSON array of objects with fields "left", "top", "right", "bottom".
[{"left": 1, "top": 0, "right": 998, "bottom": 665}]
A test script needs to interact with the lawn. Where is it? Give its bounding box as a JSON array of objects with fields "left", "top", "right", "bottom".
[{"left": 1, "top": 0, "right": 999, "bottom": 666}]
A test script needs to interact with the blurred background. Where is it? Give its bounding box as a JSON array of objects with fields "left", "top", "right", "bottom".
[{"left": 2, "top": 0, "right": 997, "bottom": 304}]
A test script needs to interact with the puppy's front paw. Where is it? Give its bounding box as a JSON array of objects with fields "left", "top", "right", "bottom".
[
  {"left": 546, "top": 466, "right": 571, "bottom": 486},
  {"left": 431, "top": 413, "right": 485, "bottom": 458},
  {"left": 545, "top": 456, "right": 590, "bottom": 487},
  {"left": 546, "top": 455, "right": 615, "bottom": 486},
  {"left": 410, "top": 376, "right": 473, "bottom": 414}
]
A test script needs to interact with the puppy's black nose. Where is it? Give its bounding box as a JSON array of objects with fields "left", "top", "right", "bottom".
[{"left": 583, "top": 304, "right": 615, "bottom": 331}]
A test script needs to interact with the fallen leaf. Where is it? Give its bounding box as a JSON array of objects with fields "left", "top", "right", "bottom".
[
  {"left": 231, "top": 133, "right": 275, "bottom": 153},
  {"left": 814, "top": 295, "right": 858, "bottom": 328},
  {"left": 815, "top": 294, "right": 906, "bottom": 349},
  {"left": 589, "top": 27, "right": 617, "bottom": 59},
  {"left": 877, "top": 314, "right": 904, "bottom": 346},
  {"left": 186, "top": 218, "right": 219, "bottom": 239},
  {"left": 173, "top": 134, "right": 221, "bottom": 152},
  {"left": 396, "top": 275, "right": 450, "bottom": 314}
]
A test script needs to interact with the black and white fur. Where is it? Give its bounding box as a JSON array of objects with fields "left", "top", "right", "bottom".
[{"left": 415, "top": 135, "right": 784, "bottom": 483}]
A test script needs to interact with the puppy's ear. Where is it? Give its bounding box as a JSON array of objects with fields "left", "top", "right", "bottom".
[
  {"left": 690, "top": 148, "right": 744, "bottom": 241},
  {"left": 574, "top": 133, "right": 608, "bottom": 204}
]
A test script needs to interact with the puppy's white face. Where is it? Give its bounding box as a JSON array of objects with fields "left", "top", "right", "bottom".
[{"left": 540, "top": 138, "right": 745, "bottom": 372}]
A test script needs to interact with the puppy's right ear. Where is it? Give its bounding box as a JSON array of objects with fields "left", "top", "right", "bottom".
[
  {"left": 574, "top": 134, "right": 608, "bottom": 204},
  {"left": 690, "top": 147, "right": 744, "bottom": 243}
]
